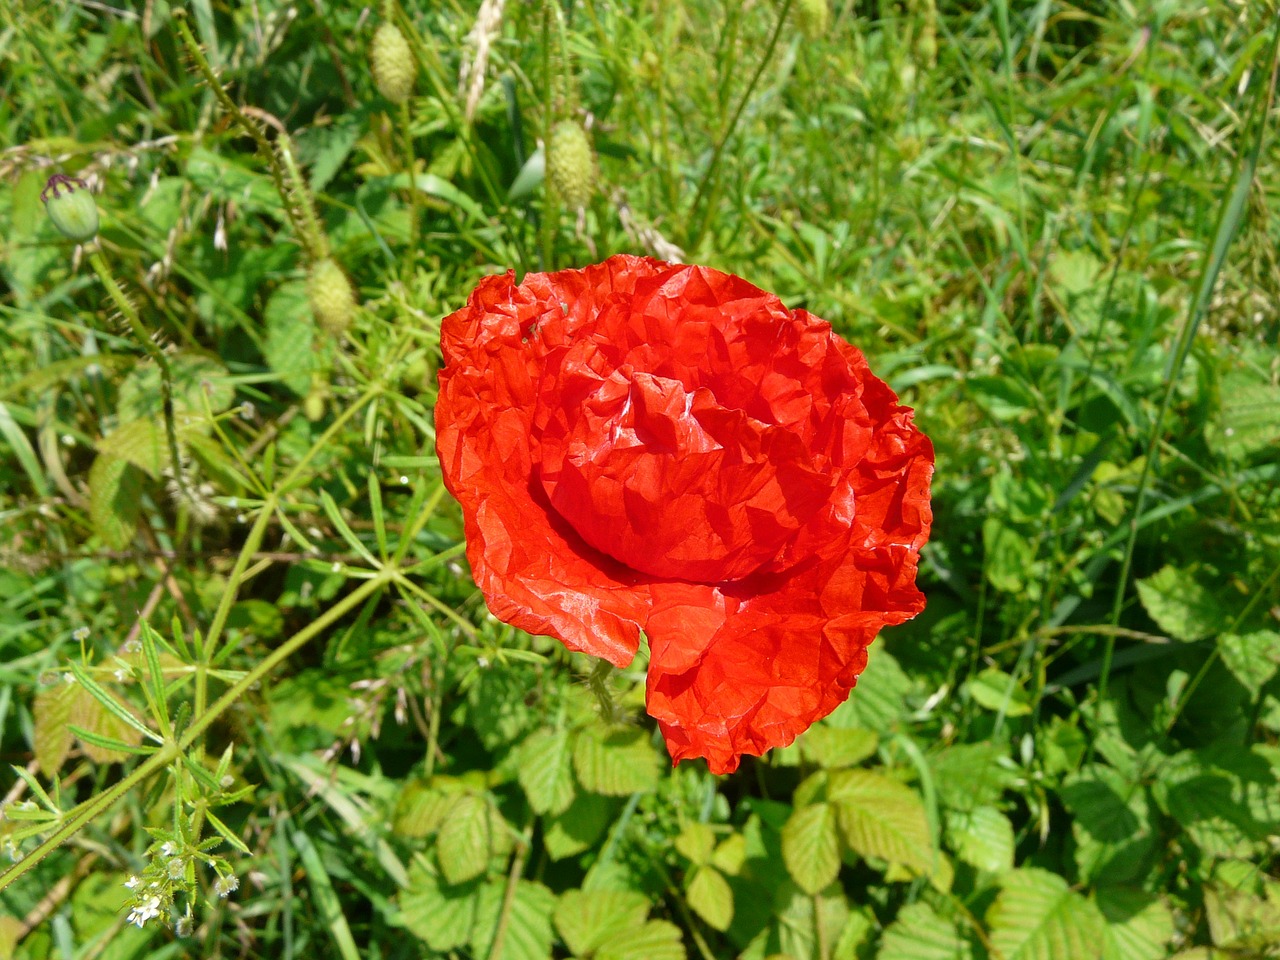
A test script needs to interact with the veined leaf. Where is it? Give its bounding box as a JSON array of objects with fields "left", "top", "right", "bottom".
[
  {"left": 596, "top": 919, "right": 686, "bottom": 960},
  {"left": 946, "top": 806, "right": 1015, "bottom": 874},
  {"left": 397, "top": 855, "right": 481, "bottom": 951},
  {"left": 877, "top": 901, "right": 973, "bottom": 960},
  {"left": 544, "top": 791, "right": 613, "bottom": 861},
  {"left": 830, "top": 770, "right": 933, "bottom": 874},
  {"left": 573, "top": 725, "right": 661, "bottom": 796},
  {"left": 33, "top": 683, "right": 77, "bottom": 775},
  {"left": 987, "top": 867, "right": 1106, "bottom": 960},
  {"left": 553, "top": 888, "right": 649, "bottom": 956},
  {"left": 1096, "top": 887, "right": 1175, "bottom": 960},
  {"left": 685, "top": 865, "right": 733, "bottom": 932},
  {"left": 471, "top": 879, "right": 555, "bottom": 960},
  {"left": 517, "top": 728, "right": 576, "bottom": 816},
  {"left": 782, "top": 801, "right": 841, "bottom": 895},
  {"left": 436, "top": 793, "right": 510, "bottom": 886}
]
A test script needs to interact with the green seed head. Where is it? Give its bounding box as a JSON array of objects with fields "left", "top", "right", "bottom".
[
  {"left": 307, "top": 258, "right": 357, "bottom": 336},
  {"left": 371, "top": 22, "right": 415, "bottom": 104},
  {"left": 42, "top": 174, "right": 100, "bottom": 243},
  {"left": 548, "top": 121, "right": 596, "bottom": 210}
]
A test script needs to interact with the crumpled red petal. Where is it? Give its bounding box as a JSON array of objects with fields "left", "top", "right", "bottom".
[{"left": 436, "top": 255, "right": 933, "bottom": 774}]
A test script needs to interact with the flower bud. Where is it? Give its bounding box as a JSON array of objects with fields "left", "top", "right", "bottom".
[
  {"left": 41, "top": 175, "right": 99, "bottom": 242},
  {"left": 307, "top": 258, "right": 356, "bottom": 335},
  {"left": 795, "top": 0, "right": 830, "bottom": 41},
  {"left": 371, "top": 22, "right": 415, "bottom": 104},
  {"left": 548, "top": 121, "right": 596, "bottom": 210}
]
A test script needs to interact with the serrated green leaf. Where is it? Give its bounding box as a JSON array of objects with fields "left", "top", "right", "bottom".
[
  {"left": 596, "top": 919, "right": 686, "bottom": 960},
  {"left": 877, "top": 901, "right": 973, "bottom": 960},
  {"left": 88, "top": 454, "right": 143, "bottom": 549},
  {"left": 1206, "top": 376, "right": 1280, "bottom": 460},
  {"left": 1218, "top": 631, "right": 1280, "bottom": 696},
  {"left": 436, "top": 793, "right": 507, "bottom": 886},
  {"left": 393, "top": 780, "right": 454, "bottom": 837},
  {"left": 675, "top": 822, "right": 715, "bottom": 865},
  {"left": 264, "top": 279, "right": 318, "bottom": 396},
  {"left": 932, "top": 741, "right": 1018, "bottom": 812},
  {"left": 118, "top": 351, "right": 235, "bottom": 422},
  {"left": 554, "top": 888, "right": 649, "bottom": 956},
  {"left": 1060, "top": 765, "right": 1154, "bottom": 884},
  {"left": 987, "top": 867, "right": 1107, "bottom": 960},
  {"left": 798, "top": 725, "right": 879, "bottom": 769},
  {"left": 830, "top": 646, "right": 914, "bottom": 733},
  {"left": 517, "top": 728, "right": 576, "bottom": 816},
  {"left": 398, "top": 856, "right": 481, "bottom": 951},
  {"left": 1203, "top": 881, "right": 1280, "bottom": 954},
  {"left": 573, "top": 725, "right": 661, "bottom": 796},
  {"left": 1096, "top": 887, "right": 1175, "bottom": 960},
  {"left": 830, "top": 770, "right": 933, "bottom": 874},
  {"left": 686, "top": 865, "right": 733, "bottom": 932},
  {"left": 96, "top": 417, "right": 168, "bottom": 478},
  {"left": 471, "top": 879, "right": 556, "bottom": 960},
  {"left": 33, "top": 683, "right": 77, "bottom": 775},
  {"left": 782, "top": 802, "right": 840, "bottom": 895},
  {"left": 946, "top": 805, "right": 1014, "bottom": 874},
  {"left": 544, "top": 791, "right": 613, "bottom": 861},
  {"left": 1135, "top": 566, "right": 1226, "bottom": 642}
]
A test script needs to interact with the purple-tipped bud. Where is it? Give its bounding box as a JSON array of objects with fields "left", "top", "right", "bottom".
[{"left": 41, "top": 174, "right": 100, "bottom": 242}]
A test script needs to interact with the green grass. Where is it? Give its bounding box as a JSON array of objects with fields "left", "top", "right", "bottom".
[{"left": 2, "top": 1, "right": 1279, "bottom": 958}]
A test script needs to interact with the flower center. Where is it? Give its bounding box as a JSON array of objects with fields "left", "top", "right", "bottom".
[{"left": 537, "top": 346, "right": 835, "bottom": 583}]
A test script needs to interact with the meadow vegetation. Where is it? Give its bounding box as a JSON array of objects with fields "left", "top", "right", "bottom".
[{"left": 1, "top": 1, "right": 1279, "bottom": 958}]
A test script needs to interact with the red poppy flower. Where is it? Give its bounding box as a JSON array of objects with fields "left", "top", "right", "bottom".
[{"left": 436, "top": 255, "right": 933, "bottom": 774}]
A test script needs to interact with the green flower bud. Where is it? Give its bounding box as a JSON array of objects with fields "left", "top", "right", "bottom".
[
  {"left": 41, "top": 174, "right": 99, "bottom": 242},
  {"left": 794, "top": 0, "right": 830, "bottom": 42},
  {"left": 307, "top": 257, "right": 357, "bottom": 335},
  {"left": 371, "top": 22, "right": 415, "bottom": 105},
  {"left": 548, "top": 121, "right": 596, "bottom": 210}
]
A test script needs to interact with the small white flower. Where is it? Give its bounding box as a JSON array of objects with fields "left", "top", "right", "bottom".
[
  {"left": 239, "top": 402, "right": 255, "bottom": 421},
  {"left": 175, "top": 912, "right": 193, "bottom": 937},
  {"left": 399, "top": 475, "right": 409, "bottom": 484},
  {"left": 124, "top": 875, "right": 140, "bottom": 889},
  {"left": 160, "top": 841, "right": 177, "bottom": 857},
  {"left": 72, "top": 626, "right": 90, "bottom": 642},
  {"left": 114, "top": 668, "right": 129, "bottom": 683},
  {"left": 168, "top": 857, "right": 186, "bottom": 879},
  {"left": 220, "top": 774, "right": 234, "bottom": 789},
  {"left": 61, "top": 434, "right": 75, "bottom": 446},
  {"left": 213, "top": 874, "right": 239, "bottom": 899},
  {"left": 127, "top": 895, "right": 163, "bottom": 927},
  {"left": 477, "top": 656, "right": 490, "bottom": 669},
  {"left": 331, "top": 562, "right": 342, "bottom": 573}
]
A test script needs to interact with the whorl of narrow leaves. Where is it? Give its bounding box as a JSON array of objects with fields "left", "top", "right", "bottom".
[
  {"left": 547, "top": 120, "right": 596, "bottom": 209},
  {"left": 307, "top": 258, "right": 356, "bottom": 335},
  {"left": 371, "top": 22, "right": 415, "bottom": 104}
]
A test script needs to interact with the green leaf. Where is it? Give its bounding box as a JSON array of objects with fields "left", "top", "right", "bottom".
[
  {"left": 830, "top": 770, "right": 933, "bottom": 874},
  {"left": 932, "top": 741, "right": 1018, "bottom": 812},
  {"left": 292, "top": 829, "right": 360, "bottom": 960},
  {"left": 573, "top": 725, "right": 661, "bottom": 796},
  {"left": 118, "top": 351, "right": 235, "bottom": 421},
  {"left": 674, "top": 822, "right": 716, "bottom": 865},
  {"left": 830, "top": 646, "right": 914, "bottom": 734},
  {"left": 32, "top": 683, "right": 77, "bottom": 775},
  {"left": 798, "top": 725, "right": 879, "bottom": 769},
  {"left": 1096, "top": 887, "right": 1175, "bottom": 960},
  {"left": 397, "top": 856, "right": 481, "bottom": 951},
  {"left": 436, "top": 793, "right": 508, "bottom": 886},
  {"left": 517, "top": 728, "right": 576, "bottom": 816},
  {"left": 685, "top": 865, "right": 733, "bottom": 932},
  {"left": 877, "top": 902, "right": 973, "bottom": 960},
  {"left": 1218, "top": 631, "right": 1280, "bottom": 696},
  {"left": 946, "top": 806, "right": 1014, "bottom": 874},
  {"left": 782, "top": 801, "right": 841, "bottom": 895},
  {"left": 264, "top": 279, "right": 319, "bottom": 396},
  {"left": 553, "top": 888, "right": 649, "bottom": 956},
  {"left": 1153, "top": 751, "right": 1273, "bottom": 859},
  {"left": 392, "top": 780, "right": 454, "bottom": 837},
  {"left": 1135, "top": 565, "right": 1226, "bottom": 642},
  {"left": 544, "top": 791, "right": 613, "bottom": 861},
  {"left": 987, "top": 867, "right": 1107, "bottom": 960},
  {"left": 1206, "top": 375, "right": 1280, "bottom": 460},
  {"left": 471, "top": 879, "right": 556, "bottom": 960},
  {"left": 596, "top": 920, "right": 686, "bottom": 960},
  {"left": 1060, "top": 765, "right": 1154, "bottom": 884},
  {"left": 88, "top": 455, "right": 143, "bottom": 549},
  {"left": 969, "top": 667, "right": 1033, "bottom": 716}
]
